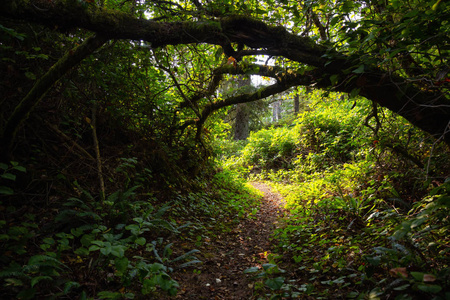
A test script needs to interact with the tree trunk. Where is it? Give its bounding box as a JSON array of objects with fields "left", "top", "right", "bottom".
[
  {"left": 272, "top": 99, "right": 282, "bottom": 122},
  {"left": 234, "top": 76, "right": 251, "bottom": 140},
  {"left": 234, "top": 103, "right": 250, "bottom": 140},
  {"left": 294, "top": 94, "right": 300, "bottom": 115},
  {"left": 272, "top": 98, "right": 278, "bottom": 122}
]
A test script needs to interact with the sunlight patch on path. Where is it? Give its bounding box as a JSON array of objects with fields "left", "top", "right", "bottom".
[{"left": 166, "top": 182, "right": 286, "bottom": 300}]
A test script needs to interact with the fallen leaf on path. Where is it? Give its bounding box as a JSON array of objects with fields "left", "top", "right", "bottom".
[
  {"left": 423, "top": 274, "right": 436, "bottom": 282},
  {"left": 390, "top": 267, "right": 408, "bottom": 278}
]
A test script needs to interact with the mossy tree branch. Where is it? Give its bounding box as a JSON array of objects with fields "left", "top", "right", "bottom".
[
  {"left": 1, "top": 0, "right": 449, "bottom": 144},
  {"left": 180, "top": 63, "right": 315, "bottom": 138},
  {"left": 0, "top": 34, "right": 108, "bottom": 160}
]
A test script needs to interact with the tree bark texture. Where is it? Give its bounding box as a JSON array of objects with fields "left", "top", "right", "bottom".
[
  {"left": 234, "top": 103, "right": 250, "bottom": 140},
  {"left": 233, "top": 76, "right": 251, "bottom": 140}
]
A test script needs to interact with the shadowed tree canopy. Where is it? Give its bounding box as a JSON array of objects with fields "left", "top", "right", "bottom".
[{"left": 0, "top": 0, "right": 449, "bottom": 156}]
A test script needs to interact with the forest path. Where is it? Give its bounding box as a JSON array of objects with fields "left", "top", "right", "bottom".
[{"left": 169, "top": 182, "right": 287, "bottom": 299}]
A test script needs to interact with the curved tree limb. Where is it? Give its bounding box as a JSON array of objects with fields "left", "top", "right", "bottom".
[
  {"left": 188, "top": 82, "right": 293, "bottom": 139},
  {"left": 1, "top": 0, "right": 449, "bottom": 144},
  {"left": 0, "top": 33, "right": 108, "bottom": 160},
  {"left": 180, "top": 63, "right": 313, "bottom": 138}
]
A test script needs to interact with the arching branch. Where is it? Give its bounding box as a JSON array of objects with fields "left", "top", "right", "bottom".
[
  {"left": 1, "top": 0, "right": 449, "bottom": 144},
  {"left": 0, "top": 33, "right": 108, "bottom": 160}
]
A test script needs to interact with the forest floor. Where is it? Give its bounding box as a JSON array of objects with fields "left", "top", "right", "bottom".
[{"left": 166, "top": 182, "right": 287, "bottom": 299}]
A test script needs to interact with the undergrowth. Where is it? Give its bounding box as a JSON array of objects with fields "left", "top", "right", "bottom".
[
  {"left": 215, "top": 96, "right": 450, "bottom": 299},
  {"left": 0, "top": 157, "right": 262, "bottom": 299}
]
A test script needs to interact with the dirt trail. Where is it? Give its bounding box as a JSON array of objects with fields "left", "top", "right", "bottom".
[{"left": 170, "top": 182, "right": 286, "bottom": 299}]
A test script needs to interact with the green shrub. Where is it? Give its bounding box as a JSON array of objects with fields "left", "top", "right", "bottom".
[{"left": 241, "top": 126, "right": 297, "bottom": 170}]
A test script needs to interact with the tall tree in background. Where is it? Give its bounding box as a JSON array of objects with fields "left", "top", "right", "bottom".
[
  {"left": 233, "top": 76, "right": 252, "bottom": 140},
  {"left": 294, "top": 94, "right": 300, "bottom": 115},
  {"left": 272, "top": 96, "right": 282, "bottom": 122}
]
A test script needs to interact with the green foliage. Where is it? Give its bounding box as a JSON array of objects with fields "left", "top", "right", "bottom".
[
  {"left": 241, "top": 126, "right": 297, "bottom": 170},
  {"left": 0, "top": 254, "right": 75, "bottom": 300},
  {"left": 213, "top": 138, "right": 247, "bottom": 160},
  {"left": 1, "top": 0, "right": 449, "bottom": 298},
  {"left": 0, "top": 161, "right": 26, "bottom": 195},
  {"left": 238, "top": 94, "right": 366, "bottom": 175},
  {"left": 0, "top": 169, "right": 203, "bottom": 298},
  {"left": 216, "top": 86, "right": 449, "bottom": 298},
  {"left": 360, "top": 182, "right": 450, "bottom": 298}
]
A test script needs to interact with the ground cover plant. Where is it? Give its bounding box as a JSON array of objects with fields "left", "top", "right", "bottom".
[
  {"left": 0, "top": 156, "right": 264, "bottom": 299},
  {"left": 1, "top": 0, "right": 449, "bottom": 299},
  {"left": 224, "top": 93, "right": 450, "bottom": 299}
]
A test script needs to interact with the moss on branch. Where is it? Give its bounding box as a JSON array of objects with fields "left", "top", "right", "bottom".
[{"left": 0, "top": 33, "right": 108, "bottom": 160}]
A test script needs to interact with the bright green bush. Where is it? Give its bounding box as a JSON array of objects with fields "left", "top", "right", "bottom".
[
  {"left": 293, "top": 99, "right": 368, "bottom": 167},
  {"left": 239, "top": 97, "right": 371, "bottom": 174},
  {"left": 241, "top": 126, "right": 297, "bottom": 170}
]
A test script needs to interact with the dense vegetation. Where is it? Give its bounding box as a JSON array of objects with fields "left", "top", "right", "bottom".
[
  {"left": 218, "top": 92, "right": 450, "bottom": 299},
  {"left": 1, "top": 0, "right": 449, "bottom": 299}
]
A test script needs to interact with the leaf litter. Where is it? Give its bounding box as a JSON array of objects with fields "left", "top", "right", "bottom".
[{"left": 163, "top": 182, "right": 286, "bottom": 299}]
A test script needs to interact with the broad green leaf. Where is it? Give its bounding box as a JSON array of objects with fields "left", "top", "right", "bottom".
[
  {"left": 265, "top": 276, "right": 285, "bottom": 290},
  {"left": 432, "top": 0, "right": 442, "bottom": 10},
  {"left": 100, "top": 242, "right": 112, "bottom": 256},
  {"left": 365, "top": 256, "right": 381, "bottom": 266},
  {"left": 124, "top": 293, "right": 135, "bottom": 299},
  {"left": 352, "top": 65, "right": 365, "bottom": 74},
  {"left": 135, "top": 237, "right": 146, "bottom": 245},
  {"left": 64, "top": 281, "right": 80, "bottom": 294},
  {"left": 244, "top": 266, "right": 260, "bottom": 273},
  {"left": 214, "top": 47, "right": 224, "bottom": 62},
  {"left": 158, "top": 274, "right": 178, "bottom": 291},
  {"left": 262, "top": 263, "right": 277, "bottom": 271},
  {"left": 31, "top": 276, "right": 52, "bottom": 287},
  {"left": 411, "top": 272, "right": 425, "bottom": 281},
  {"left": 115, "top": 257, "right": 129, "bottom": 273},
  {"left": 150, "top": 263, "right": 166, "bottom": 272},
  {"left": 74, "top": 247, "right": 89, "bottom": 256},
  {"left": 25, "top": 71, "right": 36, "bottom": 80},
  {"left": 91, "top": 240, "right": 105, "bottom": 247},
  {"left": 89, "top": 245, "right": 101, "bottom": 251},
  {"left": 110, "top": 245, "right": 126, "bottom": 257},
  {"left": 1, "top": 173, "right": 16, "bottom": 181},
  {"left": 12, "top": 165, "right": 26, "bottom": 172},
  {"left": 330, "top": 74, "right": 339, "bottom": 86},
  {"left": 349, "top": 88, "right": 360, "bottom": 99},
  {"left": 81, "top": 234, "right": 95, "bottom": 247},
  {"left": 0, "top": 186, "right": 14, "bottom": 195},
  {"left": 142, "top": 278, "right": 156, "bottom": 295},
  {"left": 417, "top": 284, "right": 442, "bottom": 293}
]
